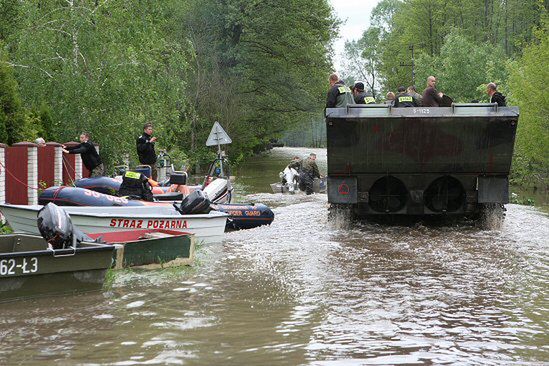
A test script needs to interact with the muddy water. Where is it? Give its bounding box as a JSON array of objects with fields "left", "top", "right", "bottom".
[{"left": 0, "top": 147, "right": 547, "bottom": 365}]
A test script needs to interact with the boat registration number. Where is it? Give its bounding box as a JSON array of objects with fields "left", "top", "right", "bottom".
[
  {"left": 0, "top": 258, "right": 38, "bottom": 276},
  {"left": 109, "top": 219, "right": 188, "bottom": 229}
]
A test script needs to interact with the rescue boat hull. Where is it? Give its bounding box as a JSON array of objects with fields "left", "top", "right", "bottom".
[{"left": 0, "top": 204, "right": 228, "bottom": 244}]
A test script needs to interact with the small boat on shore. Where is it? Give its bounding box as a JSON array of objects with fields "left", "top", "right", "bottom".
[
  {"left": 270, "top": 177, "right": 327, "bottom": 194},
  {"left": 0, "top": 233, "right": 114, "bottom": 301},
  {"left": 0, "top": 204, "right": 228, "bottom": 244},
  {"left": 87, "top": 229, "right": 196, "bottom": 269}
]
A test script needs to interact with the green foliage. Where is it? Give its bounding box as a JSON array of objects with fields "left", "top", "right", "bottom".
[
  {"left": 508, "top": 19, "right": 549, "bottom": 187},
  {"left": 343, "top": 27, "right": 382, "bottom": 98},
  {"left": 347, "top": 0, "right": 546, "bottom": 93},
  {"left": 10, "top": 1, "right": 190, "bottom": 166},
  {"left": 0, "top": 42, "right": 35, "bottom": 144},
  {"left": 1, "top": 0, "right": 336, "bottom": 168},
  {"left": 0, "top": 224, "right": 12, "bottom": 235},
  {"left": 181, "top": 0, "right": 335, "bottom": 163},
  {"left": 36, "top": 103, "right": 55, "bottom": 142},
  {"left": 414, "top": 30, "right": 508, "bottom": 102}
]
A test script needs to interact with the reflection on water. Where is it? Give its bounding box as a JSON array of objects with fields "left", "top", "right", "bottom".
[{"left": 0, "top": 147, "right": 547, "bottom": 365}]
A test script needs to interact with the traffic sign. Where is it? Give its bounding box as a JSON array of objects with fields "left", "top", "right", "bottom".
[{"left": 206, "top": 122, "right": 232, "bottom": 147}]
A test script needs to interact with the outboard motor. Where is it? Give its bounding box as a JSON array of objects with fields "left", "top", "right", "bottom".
[
  {"left": 37, "top": 203, "right": 92, "bottom": 249},
  {"left": 174, "top": 190, "right": 211, "bottom": 215},
  {"left": 203, "top": 178, "right": 230, "bottom": 202}
]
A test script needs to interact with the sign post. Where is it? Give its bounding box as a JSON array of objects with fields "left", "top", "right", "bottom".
[{"left": 205, "top": 121, "right": 232, "bottom": 178}]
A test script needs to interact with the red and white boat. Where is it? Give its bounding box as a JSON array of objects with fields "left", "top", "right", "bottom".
[{"left": 0, "top": 204, "right": 228, "bottom": 244}]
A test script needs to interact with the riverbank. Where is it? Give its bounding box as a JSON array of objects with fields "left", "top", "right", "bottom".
[{"left": 510, "top": 185, "right": 549, "bottom": 213}]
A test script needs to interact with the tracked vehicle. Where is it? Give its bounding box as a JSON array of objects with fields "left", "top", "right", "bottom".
[{"left": 326, "top": 104, "right": 519, "bottom": 220}]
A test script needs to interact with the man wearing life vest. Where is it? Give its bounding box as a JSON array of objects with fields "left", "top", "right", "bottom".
[
  {"left": 326, "top": 73, "right": 355, "bottom": 108},
  {"left": 352, "top": 81, "right": 376, "bottom": 104},
  {"left": 117, "top": 171, "right": 154, "bottom": 201},
  {"left": 394, "top": 85, "right": 419, "bottom": 107}
]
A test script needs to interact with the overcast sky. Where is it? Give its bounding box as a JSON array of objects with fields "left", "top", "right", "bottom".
[{"left": 328, "top": 0, "right": 380, "bottom": 72}]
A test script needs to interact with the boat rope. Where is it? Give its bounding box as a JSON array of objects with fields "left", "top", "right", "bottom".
[
  {"left": 0, "top": 153, "right": 79, "bottom": 191},
  {"left": 0, "top": 159, "right": 41, "bottom": 191},
  {"left": 61, "top": 154, "right": 76, "bottom": 186}
]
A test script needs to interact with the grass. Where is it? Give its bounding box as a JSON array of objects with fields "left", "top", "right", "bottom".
[{"left": 0, "top": 224, "right": 13, "bottom": 234}]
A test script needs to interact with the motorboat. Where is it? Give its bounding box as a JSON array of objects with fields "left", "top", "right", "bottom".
[
  {"left": 38, "top": 186, "right": 274, "bottom": 230},
  {"left": 0, "top": 204, "right": 228, "bottom": 244}
]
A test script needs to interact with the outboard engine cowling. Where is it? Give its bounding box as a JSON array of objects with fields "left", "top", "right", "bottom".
[
  {"left": 174, "top": 190, "right": 211, "bottom": 215},
  {"left": 203, "top": 178, "right": 230, "bottom": 202},
  {"left": 37, "top": 203, "right": 96, "bottom": 249},
  {"left": 37, "top": 203, "right": 73, "bottom": 249}
]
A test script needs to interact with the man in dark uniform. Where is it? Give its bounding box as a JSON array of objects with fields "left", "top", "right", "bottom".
[
  {"left": 299, "top": 153, "right": 321, "bottom": 195},
  {"left": 62, "top": 132, "right": 104, "bottom": 177},
  {"left": 407, "top": 85, "right": 423, "bottom": 106},
  {"left": 326, "top": 73, "right": 355, "bottom": 108},
  {"left": 394, "top": 85, "right": 419, "bottom": 107},
  {"left": 282, "top": 156, "right": 302, "bottom": 190},
  {"left": 117, "top": 171, "right": 154, "bottom": 201},
  {"left": 136, "top": 123, "right": 158, "bottom": 180},
  {"left": 422, "top": 76, "right": 444, "bottom": 107},
  {"left": 287, "top": 156, "right": 302, "bottom": 171},
  {"left": 352, "top": 81, "right": 376, "bottom": 104},
  {"left": 486, "top": 82, "right": 507, "bottom": 106}
]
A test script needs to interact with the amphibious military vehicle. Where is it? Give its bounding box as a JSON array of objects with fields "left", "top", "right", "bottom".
[{"left": 325, "top": 103, "right": 519, "bottom": 222}]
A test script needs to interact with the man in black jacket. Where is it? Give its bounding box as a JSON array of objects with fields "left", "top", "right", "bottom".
[
  {"left": 62, "top": 132, "right": 104, "bottom": 177},
  {"left": 487, "top": 82, "right": 507, "bottom": 106},
  {"left": 326, "top": 73, "right": 355, "bottom": 108},
  {"left": 352, "top": 82, "right": 376, "bottom": 104},
  {"left": 394, "top": 85, "right": 419, "bottom": 107},
  {"left": 136, "top": 123, "right": 158, "bottom": 180}
]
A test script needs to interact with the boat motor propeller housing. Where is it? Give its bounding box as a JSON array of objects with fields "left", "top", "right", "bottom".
[
  {"left": 174, "top": 190, "right": 212, "bottom": 215},
  {"left": 37, "top": 203, "right": 92, "bottom": 249}
]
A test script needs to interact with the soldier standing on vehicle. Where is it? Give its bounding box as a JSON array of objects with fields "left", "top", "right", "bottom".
[
  {"left": 422, "top": 76, "right": 444, "bottom": 107},
  {"left": 352, "top": 82, "right": 376, "bottom": 104},
  {"left": 487, "top": 82, "right": 507, "bottom": 106},
  {"left": 326, "top": 73, "right": 355, "bottom": 108},
  {"left": 407, "top": 85, "right": 423, "bottom": 106},
  {"left": 299, "top": 153, "right": 321, "bottom": 195},
  {"left": 136, "top": 123, "right": 158, "bottom": 180},
  {"left": 384, "top": 92, "right": 396, "bottom": 105},
  {"left": 394, "top": 85, "right": 419, "bottom": 107}
]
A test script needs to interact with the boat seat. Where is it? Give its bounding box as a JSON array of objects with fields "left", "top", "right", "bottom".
[{"left": 154, "top": 192, "right": 184, "bottom": 201}]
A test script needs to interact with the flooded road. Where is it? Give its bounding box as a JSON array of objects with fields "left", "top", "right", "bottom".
[{"left": 1, "top": 147, "right": 547, "bottom": 365}]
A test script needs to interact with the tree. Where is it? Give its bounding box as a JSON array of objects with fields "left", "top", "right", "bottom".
[
  {"left": 343, "top": 27, "right": 382, "bottom": 97},
  {"left": 182, "top": 0, "right": 335, "bottom": 159},
  {"left": 415, "top": 30, "right": 507, "bottom": 102},
  {"left": 508, "top": 20, "right": 549, "bottom": 187},
  {"left": 10, "top": 1, "right": 189, "bottom": 167},
  {"left": 0, "top": 42, "right": 32, "bottom": 144}
]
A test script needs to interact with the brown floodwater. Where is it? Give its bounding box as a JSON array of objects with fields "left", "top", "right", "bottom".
[{"left": 0, "top": 147, "right": 547, "bottom": 365}]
